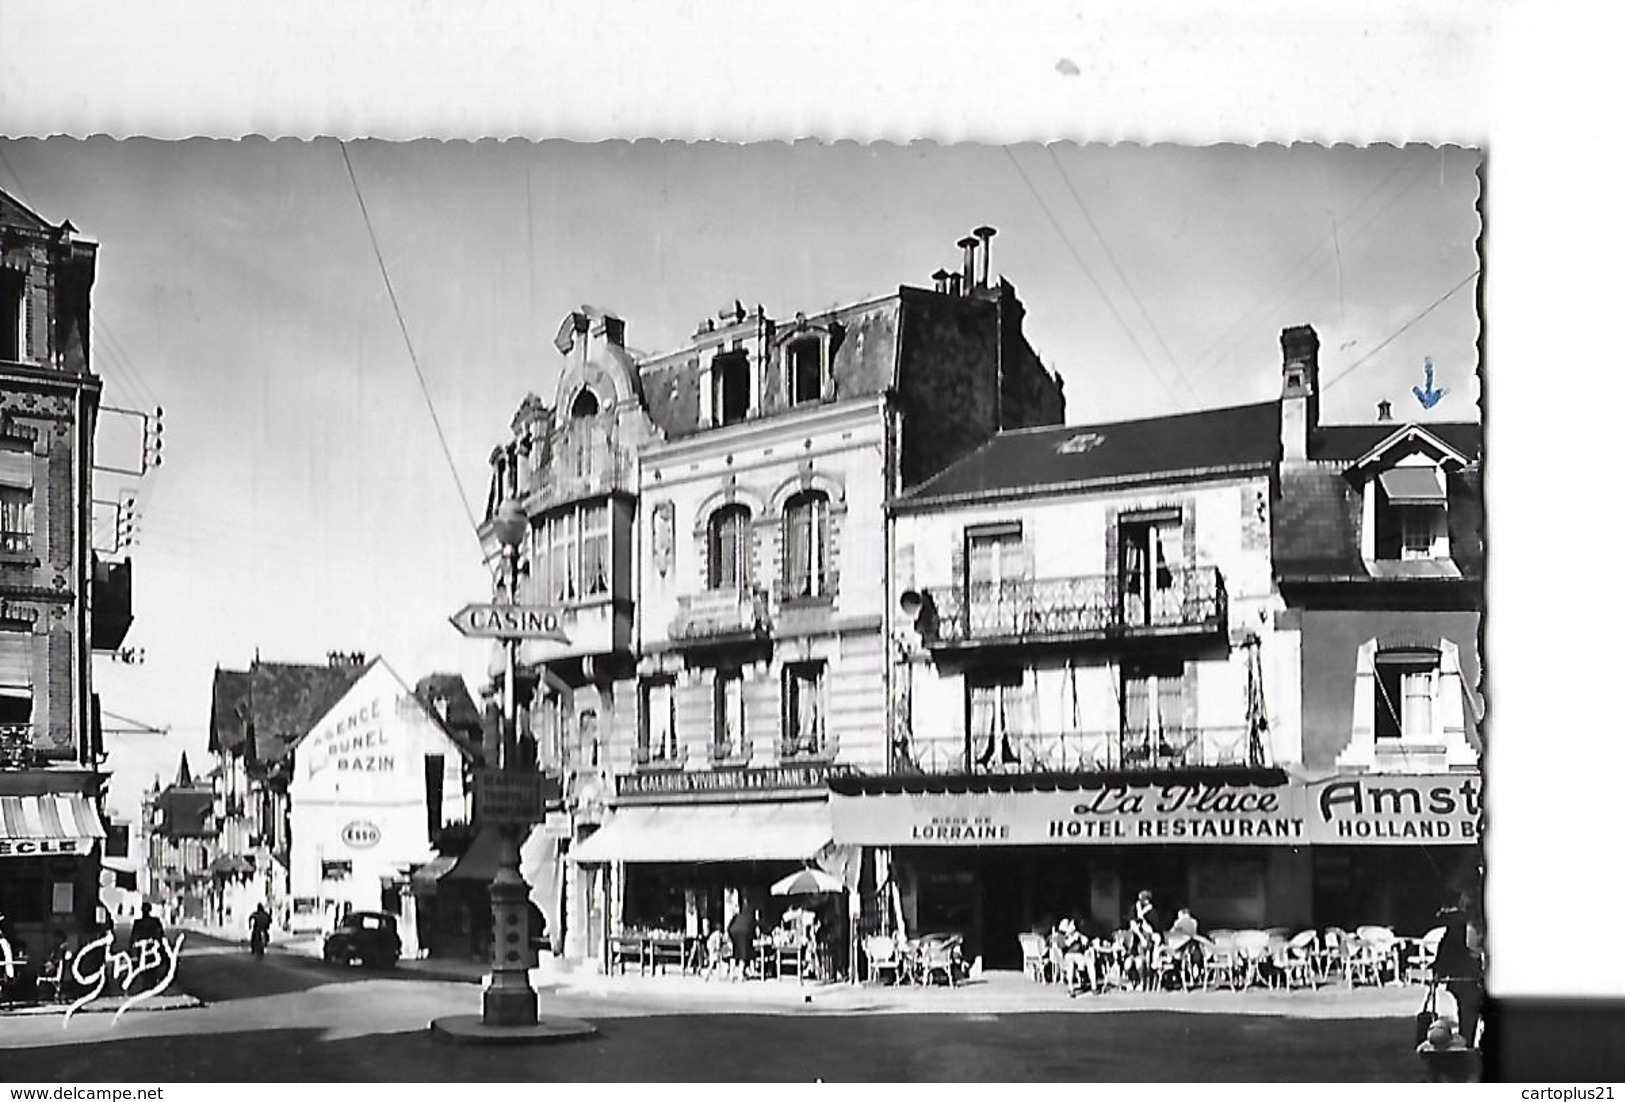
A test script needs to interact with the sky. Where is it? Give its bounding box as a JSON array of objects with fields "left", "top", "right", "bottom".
[{"left": 0, "top": 139, "right": 1481, "bottom": 823}]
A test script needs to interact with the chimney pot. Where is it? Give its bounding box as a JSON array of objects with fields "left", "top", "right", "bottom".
[
  {"left": 1377, "top": 399, "right": 1393, "bottom": 422},
  {"left": 957, "top": 235, "right": 978, "bottom": 293},
  {"left": 947, "top": 272, "right": 963, "bottom": 297},
  {"left": 931, "top": 268, "right": 950, "bottom": 294},
  {"left": 973, "top": 225, "right": 997, "bottom": 287}
]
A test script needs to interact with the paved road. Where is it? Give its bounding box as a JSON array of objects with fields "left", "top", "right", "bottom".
[{"left": 0, "top": 934, "right": 1427, "bottom": 1082}]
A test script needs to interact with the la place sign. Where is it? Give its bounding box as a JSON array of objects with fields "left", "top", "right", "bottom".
[{"left": 449, "top": 603, "right": 570, "bottom": 642}]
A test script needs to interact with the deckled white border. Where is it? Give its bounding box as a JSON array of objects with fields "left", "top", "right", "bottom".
[{"left": 0, "top": 0, "right": 1615, "bottom": 1001}]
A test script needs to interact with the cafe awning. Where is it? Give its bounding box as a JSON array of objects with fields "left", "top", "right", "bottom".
[
  {"left": 0, "top": 793, "right": 105, "bottom": 858},
  {"left": 570, "top": 801, "right": 831, "bottom": 865},
  {"left": 1378, "top": 466, "right": 1446, "bottom": 504}
]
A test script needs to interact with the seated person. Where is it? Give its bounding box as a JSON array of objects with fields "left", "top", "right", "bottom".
[{"left": 1059, "top": 916, "right": 1100, "bottom": 995}]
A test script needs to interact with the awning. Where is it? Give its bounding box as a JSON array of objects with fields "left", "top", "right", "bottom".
[
  {"left": 0, "top": 793, "right": 105, "bottom": 858},
  {"left": 208, "top": 854, "right": 254, "bottom": 877},
  {"left": 569, "top": 801, "right": 832, "bottom": 864},
  {"left": 441, "top": 826, "right": 508, "bottom": 884},
  {"left": 409, "top": 853, "right": 459, "bottom": 895},
  {"left": 1378, "top": 466, "right": 1446, "bottom": 504}
]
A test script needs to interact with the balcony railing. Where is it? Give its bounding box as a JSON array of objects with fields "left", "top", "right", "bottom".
[
  {"left": 896, "top": 725, "right": 1262, "bottom": 775},
  {"left": 634, "top": 743, "right": 689, "bottom": 771},
  {"left": 518, "top": 421, "right": 633, "bottom": 509},
  {"left": 670, "top": 587, "right": 771, "bottom": 643},
  {"left": 929, "top": 565, "right": 1227, "bottom": 646},
  {"left": 779, "top": 730, "right": 840, "bottom": 764},
  {"left": 709, "top": 738, "right": 753, "bottom": 767},
  {"left": 773, "top": 570, "right": 840, "bottom": 606}
]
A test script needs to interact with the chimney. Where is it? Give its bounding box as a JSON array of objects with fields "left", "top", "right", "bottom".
[
  {"left": 947, "top": 272, "right": 963, "bottom": 297},
  {"left": 1376, "top": 399, "right": 1393, "bottom": 422},
  {"left": 974, "top": 225, "right": 996, "bottom": 288},
  {"left": 1279, "top": 324, "right": 1320, "bottom": 462},
  {"left": 957, "top": 235, "right": 978, "bottom": 293},
  {"left": 931, "top": 268, "right": 950, "bottom": 294}
]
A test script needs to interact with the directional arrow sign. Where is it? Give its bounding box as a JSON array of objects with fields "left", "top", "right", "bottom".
[{"left": 449, "top": 603, "right": 570, "bottom": 641}]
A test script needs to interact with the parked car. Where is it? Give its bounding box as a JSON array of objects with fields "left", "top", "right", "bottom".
[{"left": 322, "top": 911, "right": 400, "bottom": 968}]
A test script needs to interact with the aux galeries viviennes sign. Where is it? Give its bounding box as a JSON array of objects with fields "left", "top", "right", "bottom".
[{"left": 830, "top": 773, "right": 1482, "bottom": 848}]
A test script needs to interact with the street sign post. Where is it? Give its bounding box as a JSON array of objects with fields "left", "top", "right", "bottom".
[
  {"left": 448, "top": 603, "right": 569, "bottom": 641},
  {"left": 476, "top": 768, "right": 553, "bottom": 826}
]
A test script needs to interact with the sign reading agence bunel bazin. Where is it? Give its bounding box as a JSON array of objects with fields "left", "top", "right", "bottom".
[{"left": 829, "top": 773, "right": 1481, "bottom": 848}]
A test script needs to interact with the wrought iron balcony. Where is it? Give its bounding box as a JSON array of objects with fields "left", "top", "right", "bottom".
[
  {"left": 634, "top": 743, "right": 689, "bottom": 771},
  {"left": 927, "top": 565, "right": 1227, "bottom": 648},
  {"left": 779, "top": 730, "right": 840, "bottom": 764},
  {"left": 518, "top": 420, "right": 633, "bottom": 510},
  {"left": 895, "top": 724, "right": 1263, "bottom": 776},
  {"left": 670, "top": 586, "right": 771, "bottom": 644},
  {"left": 708, "top": 738, "right": 753, "bottom": 768},
  {"left": 773, "top": 570, "right": 840, "bottom": 606}
]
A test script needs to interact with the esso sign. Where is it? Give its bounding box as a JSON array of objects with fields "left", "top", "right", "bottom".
[{"left": 341, "top": 820, "right": 381, "bottom": 849}]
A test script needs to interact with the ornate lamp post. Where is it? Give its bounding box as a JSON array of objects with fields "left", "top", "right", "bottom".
[{"left": 482, "top": 498, "right": 537, "bottom": 1027}]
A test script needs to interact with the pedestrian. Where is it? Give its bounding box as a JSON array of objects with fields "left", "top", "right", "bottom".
[
  {"left": 1433, "top": 901, "right": 1483, "bottom": 1048},
  {"left": 727, "top": 906, "right": 757, "bottom": 981},
  {"left": 249, "top": 903, "right": 272, "bottom": 958}
]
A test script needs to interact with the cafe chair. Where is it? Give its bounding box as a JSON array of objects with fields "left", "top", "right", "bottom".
[
  {"left": 1017, "top": 933, "right": 1049, "bottom": 983},
  {"left": 1203, "top": 930, "right": 1238, "bottom": 990},
  {"left": 1320, "top": 928, "right": 1354, "bottom": 985},
  {"left": 1356, "top": 925, "right": 1400, "bottom": 986},
  {"left": 1280, "top": 929, "right": 1320, "bottom": 989},
  {"left": 1409, "top": 926, "right": 1447, "bottom": 984},
  {"left": 863, "top": 935, "right": 902, "bottom": 985},
  {"left": 920, "top": 939, "right": 959, "bottom": 988},
  {"left": 1233, "top": 929, "right": 1273, "bottom": 989}
]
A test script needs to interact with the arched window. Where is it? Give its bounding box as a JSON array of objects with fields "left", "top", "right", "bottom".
[
  {"left": 783, "top": 490, "right": 830, "bottom": 598},
  {"left": 708, "top": 504, "right": 751, "bottom": 591},
  {"left": 570, "top": 389, "right": 600, "bottom": 418}
]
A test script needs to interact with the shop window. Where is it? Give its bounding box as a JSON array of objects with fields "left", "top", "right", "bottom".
[
  {"left": 1121, "top": 660, "right": 1186, "bottom": 765},
  {"left": 639, "top": 677, "right": 678, "bottom": 763},
  {"left": 712, "top": 668, "right": 746, "bottom": 760},
  {"left": 782, "top": 491, "right": 831, "bottom": 599},
  {"left": 1372, "top": 466, "right": 1450, "bottom": 561},
  {"left": 781, "top": 661, "right": 826, "bottom": 757},
  {"left": 968, "top": 668, "right": 1026, "bottom": 769},
  {"left": 0, "top": 629, "right": 33, "bottom": 727},
  {"left": 1, "top": 274, "right": 22, "bottom": 362},
  {"left": 787, "top": 337, "right": 823, "bottom": 406},
  {"left": 707, "top": 504, "right": 751, "bottom": 591},
  {"left": 712, "top": 350, "right": 751, "bottom": 426},
  {"left": 1374, "top": 649, "right": 1438, "bottom": 741},
  {"left": 1119, "top": 512, "right": 1183, "bottom": 625}
]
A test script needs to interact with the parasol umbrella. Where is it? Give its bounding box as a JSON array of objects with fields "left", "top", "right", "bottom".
[{"left": 770, "top": 867, "right": 845, "bottom": 896}]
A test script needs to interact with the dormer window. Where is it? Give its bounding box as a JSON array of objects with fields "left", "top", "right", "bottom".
[
  {"left": 1372, "top": 465, "right": 1448, "bottom": 561},
  {"left": 570, "top": 389, "right": 600, "bottom": 419},
  {"left": 712, "top": 350, "right": 751, "bottom": 426},
  {"left": 787, "top": 337, "right": 823, "bottom": 406}
]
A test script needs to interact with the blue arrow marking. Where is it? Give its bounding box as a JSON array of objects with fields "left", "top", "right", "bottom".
[{"left": 1413, "top": 356, "right": 1446, "bottom": 410}]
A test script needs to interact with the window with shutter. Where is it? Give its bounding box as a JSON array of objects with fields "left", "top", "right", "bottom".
[{"left": 1374, "top": 649, "right": 1438, "bottom": 741}]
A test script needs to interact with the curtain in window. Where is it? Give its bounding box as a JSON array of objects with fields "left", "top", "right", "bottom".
[
  {"left": 786, "top": 666, "right": 822, "bottom": 753},
  {"left": 1155, "top": 672, "right": 1185, "bottom": 756},
  {"left": 1402, "top": 669, "right": 1434, "bottom": 739},
  {"left": 1122, "top": 671, "right": 1151, "bottom": 761},
  {"left": 1151, "top": 522, "right": 1182, "bottom": 622},
  {"left": 644, "top": 680, "right": 675, "bottom": 760},
  {"left": 711, "top": 508, "right": 748, "bottom": 590},
  {"left": 784, "top": 494, "right": 827, "bottom": 597},
  {"left": 714, "top": 672, "right": 744, "bottom": 755},
  {"left": 582, "top": 503, "right": 609, "bottom": 596},
  {"left": 969, "top": 682, "right": 997, "bottom": 767},
  {"left": 0, "top": 488, "right": 30, "bottom": 553},
  {"left": 1121, "top": 531, "right": 1147, "bottom": 624}
]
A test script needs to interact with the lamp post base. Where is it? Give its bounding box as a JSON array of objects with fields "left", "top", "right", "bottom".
[
  {"left": 481, "top": 982, "right": 539, "bottom": 1027},
  {"left": 429, "top": 1013, "right": 597, "bottom": 1046}
]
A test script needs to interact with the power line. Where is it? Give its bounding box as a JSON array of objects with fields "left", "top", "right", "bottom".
[
  {"left": 1003, "top": 146, "right": 1191, "bottom": 413},
  {"left": 336, "top": 139, "right": 482, "bottom": 542},
  {"left": 1046, "top": 146, "right": 1197, "bottom": 403},
  {"left": 1321, "top": 270, "right": 1480, "bottom": 393},
  {"left": 1189, "top": 157, "right": 1426, "bottom": 374}
]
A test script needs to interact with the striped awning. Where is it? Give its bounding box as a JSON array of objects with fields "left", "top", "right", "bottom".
[{"left": 0, "top": 793, "right": 106, "bottom": 858}]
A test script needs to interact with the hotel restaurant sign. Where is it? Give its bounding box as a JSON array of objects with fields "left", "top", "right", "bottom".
[{"left": 831, "top": 773, "right": 1481, "bottom": 847}]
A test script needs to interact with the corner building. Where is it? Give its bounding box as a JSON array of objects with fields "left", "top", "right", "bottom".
[{"left": 522, "top": 236, "right": 1065, "bottom": 961}]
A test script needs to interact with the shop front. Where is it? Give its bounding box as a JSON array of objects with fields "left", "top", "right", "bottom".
[
  {"left": 570, "top": 765, "right": 847, "bottom": 970},
  {"left": 832, "top": 768, "right": 1483, "bottom": 969},
  {"left": 0, "top": 786, "right": 107, "bottom": 967}
]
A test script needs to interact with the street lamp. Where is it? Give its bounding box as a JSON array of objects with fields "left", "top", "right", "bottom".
[{"left": 482, "top": 497, "right": 537, "bottom": 1028}]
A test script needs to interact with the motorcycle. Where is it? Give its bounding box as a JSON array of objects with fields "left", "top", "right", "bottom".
[{"left": 249, "top": 927, "right": 268, "bottom": 959}]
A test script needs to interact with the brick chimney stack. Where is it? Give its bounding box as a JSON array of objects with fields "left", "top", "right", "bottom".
[{"left": 1279, "top": 324, "right": 1320, "bottom": 462}]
